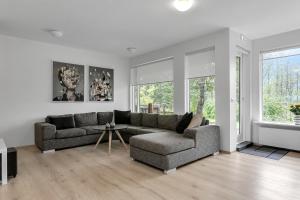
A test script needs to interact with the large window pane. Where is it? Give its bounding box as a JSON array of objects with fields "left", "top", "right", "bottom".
[
  {"left": 130, "top": 58, "right": 174, "bottom": 114},
  {"left": 262, "top": 47, "right": 300, "bottom": 123},
  {"left": 135, "top": 82, "right": 174, "bottom": 114},
  {"left": 187, "top": 49, "right": 216, "bottom": 123},
  {"left": 189, "top": 76, "right": 215, "bottom": 123}
]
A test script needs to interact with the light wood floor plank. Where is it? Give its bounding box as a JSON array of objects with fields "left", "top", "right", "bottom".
[{"left": 0, "top": 142, "right": 299, "bottom": 200}]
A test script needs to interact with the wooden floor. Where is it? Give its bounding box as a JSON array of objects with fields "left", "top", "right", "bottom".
[{"left": 1, "top": 142, "right": 300, "bottom": 200}]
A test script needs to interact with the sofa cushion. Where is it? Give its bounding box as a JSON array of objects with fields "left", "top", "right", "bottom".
[
  {"left": 176, "top": 112, "right": 193, "bottom": 133},
  {"left": 114, "top": 110, "right": 131, "bottom": 124},
  {"left": 130, "top": 113, "right": 142, "bottom": 126},
  {"left": 56, "top": 128, "right": 86, "bottom": 139},
  {"left": 74, "top": 112, "right": 98, "bottom": 127},
  {"left": 120, "top": 125, "right": 144, "bottom": 135},
  {"left": 136, "top": 127, "right": 166, "bottom": 135},
  {"left": 142, "top": 128, "right": 168, "bottom": 133},
  {"left": 142, "top": 113, "right": 158, "bottom": 128},
  {"left": 120, "top": 125, "right": 172, "bottom": 135},
  {"left": 47, "top": 114, "right": 75, "bottom": 130},
  {"left": 130, "top": 132, "right": 195, "bottom": 155},
  {"left": 97, "top": 112, "right": 113, "bottom": 125},
  {"left": 158, "top": 114, "right": 178, "bottom": 131},
  {"left": 81, "top": 125, "right": 103, "bottom": 135}
]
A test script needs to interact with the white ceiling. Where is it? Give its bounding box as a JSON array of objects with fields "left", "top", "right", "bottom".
[{"left": 1, "top": 0, "right": 300, "bottom": 57}]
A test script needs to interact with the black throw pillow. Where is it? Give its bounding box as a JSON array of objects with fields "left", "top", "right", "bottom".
[
  {"left": 114, "top": 110, "right": 131, "bottom": 124},
  {"left": 48, "top": 115, "right": 75, "bottom": 130},
  {"left": 176, "top": 112, "right": 193, "bottom": 133}
]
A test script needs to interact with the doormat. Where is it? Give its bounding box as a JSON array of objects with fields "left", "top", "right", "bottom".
[{"left": 240, "top": 145, "right": 289, "bottom": 160}]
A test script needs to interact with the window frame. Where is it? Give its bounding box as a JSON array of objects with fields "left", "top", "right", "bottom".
[{"left": 260, "top": 46, "right": 300, "bottom": 124}]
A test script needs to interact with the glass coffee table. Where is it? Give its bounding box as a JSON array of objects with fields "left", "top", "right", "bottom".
[{"left": 94, "top": 125, "right": 128, "bottom": 154}]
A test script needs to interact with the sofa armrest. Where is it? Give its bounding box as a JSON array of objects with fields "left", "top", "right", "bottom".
[
  {"left": 183, "top": 125, "right": 220, "bottom": 151},
  {"left": 34, "top": 122, "right": 56, "bottom": 141}
]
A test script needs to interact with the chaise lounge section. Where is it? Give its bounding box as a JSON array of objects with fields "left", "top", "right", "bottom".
[{"left": 130, "top": 125, "right": 220, "bottom": 173}]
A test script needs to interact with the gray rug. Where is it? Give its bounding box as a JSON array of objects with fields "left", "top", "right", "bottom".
[{"left": 240, "top": 145, "right": 289, "bottom": 160}]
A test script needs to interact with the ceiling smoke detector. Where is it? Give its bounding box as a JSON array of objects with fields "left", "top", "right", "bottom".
[
  {"left": 127, "top": 47, "right": 137, "bottom": 54},
  {"left": 173, "top": 0, "right": 194, "bottom": 12},
  {"left": 46, "top": 29, "right": 64, "bottom": 38}
]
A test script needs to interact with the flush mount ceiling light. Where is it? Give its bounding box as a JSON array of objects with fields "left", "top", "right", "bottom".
[
  {"left": 127, "top": 47, "right": 137, "bottom": 54},
  {"left": 46, "top": 29, "right": 64, "bottom": 38},
  {"left": 173, "top": 0, "right": 194, "bottom": 12}
]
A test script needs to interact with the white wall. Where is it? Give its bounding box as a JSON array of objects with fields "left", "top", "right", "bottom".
[
  {"left": 130, "top": 29, "right": 252, "bottom": 152},
  {"left": 252, "top": 29, "right": 300, "bottom": 145},
  {"left": 0, "top": 35, "right": 130, "bottom": 147}
]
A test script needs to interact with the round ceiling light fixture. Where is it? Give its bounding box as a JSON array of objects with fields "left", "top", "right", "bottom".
[
  {"left": 173, "top": 0, "right": 194, "bottom": 12},
  {"left": 46, "top": 29, "right": 64, "bottom": 38}
]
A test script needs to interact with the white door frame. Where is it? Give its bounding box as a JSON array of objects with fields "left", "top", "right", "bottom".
[{"left": 236, "top": 50, "right": 248, "bottom": 143}]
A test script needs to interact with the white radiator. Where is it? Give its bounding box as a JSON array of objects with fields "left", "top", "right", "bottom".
[{"left": 255, "top": 123, "right": 300, "bottom": 151}]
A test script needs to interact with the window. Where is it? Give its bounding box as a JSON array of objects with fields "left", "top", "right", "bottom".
[
  {"left": 262, "top": 47, "right": 300, "bottom": 123},
  {"left": 131, "top": 59, "right": 174, "bottom": 114},
  {"left": 186, "top": 49, "right": 216, "bottom": 123},
  {"left": 189, "top": 77, "right": 215, "bottom": 122}
]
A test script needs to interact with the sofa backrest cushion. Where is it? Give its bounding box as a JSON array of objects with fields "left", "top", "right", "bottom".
[
  {"left": 47, "top": 114, "right": 75, "bottom": 130},
  {"left": 114, "top": 110, "right": 131, "bottom": 124},
  {"left": 142, "top": 113, "right": 158, "bottom": 128},
  {"left": 97, "top": 112, "right": 113, "bottom": 125},
  {"left": 158, "top": 114, "right": 178, "bottom": 131},
  {"left": 74, "top": 112, "right": 98, "bottom": 127},
  {"left": 130, "top": 113, "right": 142, "bottom": 126},
  {"left": 176, "top": 112, "right": 193, "bottom": 133}
]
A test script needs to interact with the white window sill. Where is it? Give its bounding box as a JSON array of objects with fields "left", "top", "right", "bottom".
[{"left": 253, "top": 121, "right": 300, "bottom": 131}]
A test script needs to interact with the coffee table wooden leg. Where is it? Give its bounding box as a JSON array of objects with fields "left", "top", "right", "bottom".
[
  {"left": 115, "top": 130, "right": 128, "bottom": 151},
  {"left": 94, "top": 131, "right": 106, "bottom": 150},
  {"left": 108, "top": 131, "right": 112, "bottom": 155}
]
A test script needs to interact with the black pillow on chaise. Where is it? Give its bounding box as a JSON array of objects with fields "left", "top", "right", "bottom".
[{"left": 176, "top": 112, "right": 193, "bottom": 133}]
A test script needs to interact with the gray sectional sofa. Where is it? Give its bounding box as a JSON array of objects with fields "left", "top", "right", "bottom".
[{"left": 35, "top": 112, "right": 220, "bottom": 173}]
